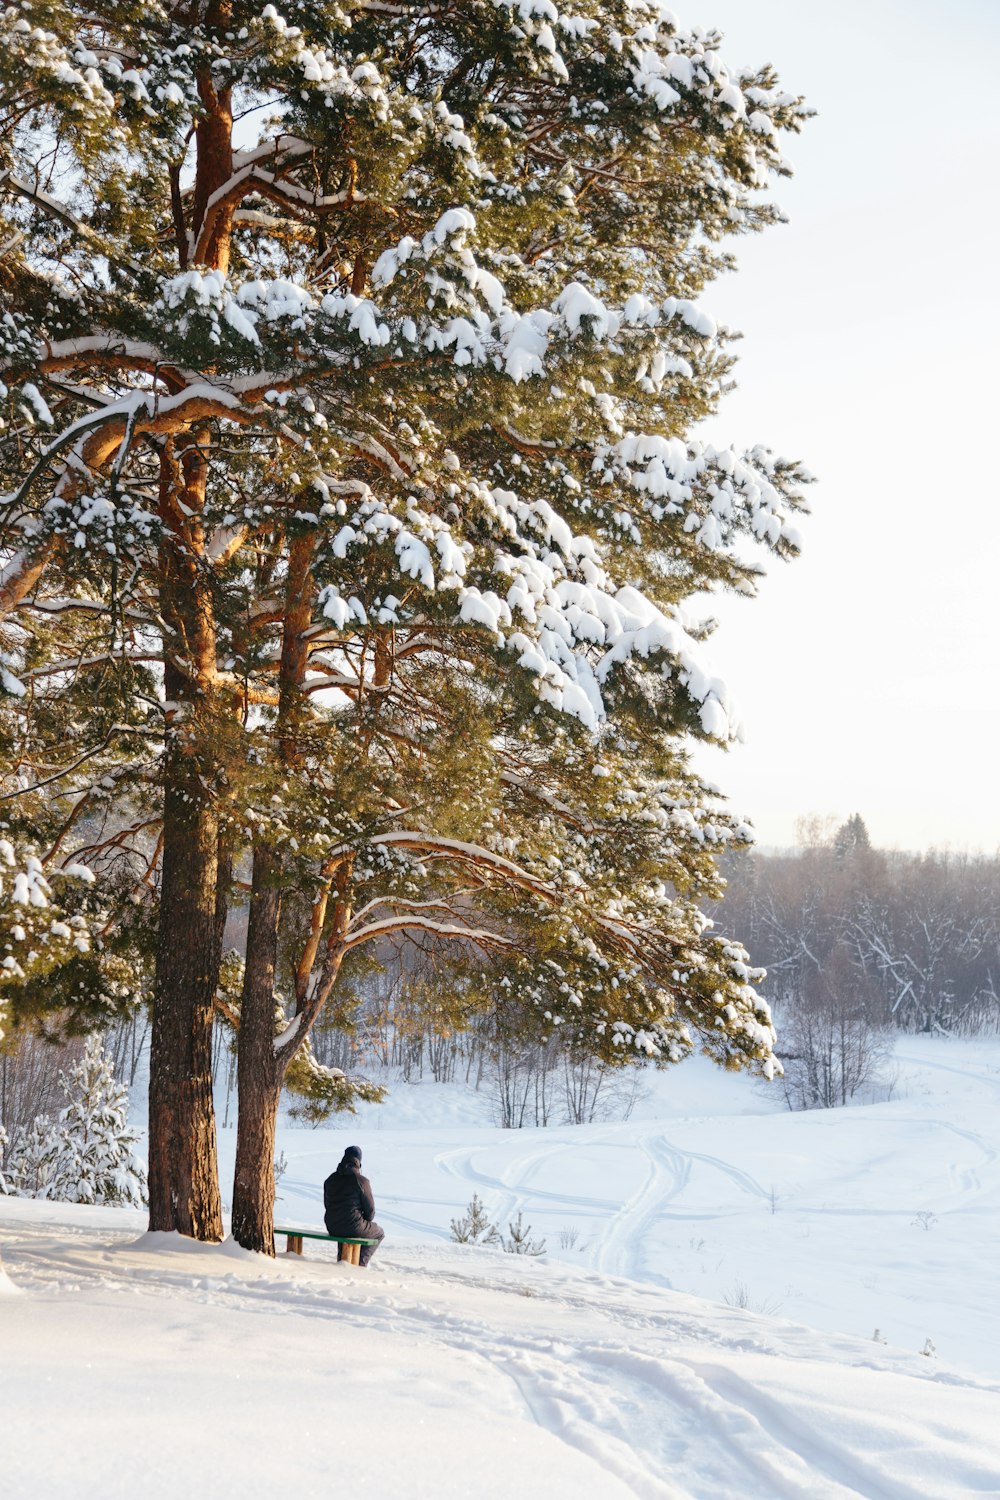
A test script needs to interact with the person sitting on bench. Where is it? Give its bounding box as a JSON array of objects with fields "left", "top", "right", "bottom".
[{"left": 323, "top": 1145, "right": 384, "bottom": 1267}]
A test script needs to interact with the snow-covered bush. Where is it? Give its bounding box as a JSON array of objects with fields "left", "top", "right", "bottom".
[
  {"left": 6, "top": 1114, "right": 55, "bottom": 1198},
  {"left": 7, "top": 1036, "right": 146, "bottom": 1207},
  {"left": 776, "top": 989, "right": 893, "bottom": 1111},
  {"left": 449, "top": 1198, "right": 545, "bottom": 1255},
  {"left": 490, "top": 1038, "right": 648, "bottom": 1129}
]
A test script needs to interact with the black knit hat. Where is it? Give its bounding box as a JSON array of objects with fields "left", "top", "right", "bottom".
[{"left": 343, "top": 1144, "right": 362, "bottom": 1163}]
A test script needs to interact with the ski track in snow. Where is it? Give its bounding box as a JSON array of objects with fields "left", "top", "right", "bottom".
[
  {"left": 411, "top": 1109, "right": 1000, "bottom": 1283},
  {"left": 6, "top": 1214, "right": 997, "bottom": 1500},
  {"left": 435, "top": 1126, "right": 778, "bottom": 1283},
  {"left": 434, "top": 1136, "right": 611, "bottom": 1228},
  {"left": 684, "top": 1361, "right": 921, "bottom": 1500},
  {"left": 894, "top": 1051, "right": 1000, "bottom": 1098},
  {"left": 593, "top": 1133, "right": 687, "bottom": 1279}
]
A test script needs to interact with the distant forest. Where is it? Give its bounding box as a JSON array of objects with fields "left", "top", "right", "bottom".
[
  {"left": 711, "top": 816, "right": 1000, "bottom": 1108},
  {"left": 716, "top": 816, "right": 1000, "bottom": 1035}
]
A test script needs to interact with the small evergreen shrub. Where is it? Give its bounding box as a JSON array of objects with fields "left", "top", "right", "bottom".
[
  {"left": 6, "top": 1036, "right": 146, "bottom": 1207},
  {"left": 450, "top": 1193, "right": 500, "bottom": 1246},
  {"left": 501, "top": 1212, "right": 546, "bottom": 1257}
]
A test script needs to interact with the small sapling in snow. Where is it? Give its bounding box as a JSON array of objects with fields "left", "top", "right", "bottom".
[
  {"left": 502, "top": 1212, "right": 546, "bottom": 1257},
  {"left": 450, "top": 1194, "right": 500, "bottom": 1246},
  {"left": 723, "top": 1278, "right": 782, "bottom": 1316}
]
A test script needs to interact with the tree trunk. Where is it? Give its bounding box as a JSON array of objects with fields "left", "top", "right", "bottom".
[
  {"left": 145, "top": 2, "right": 238, "bottom": 1242},
  {"left": 148, "top": 768, "right": 223, "bottom": 1238},
  {"left": 230, "top": 859, "right": 352, "bottom": 1255},
  {"left": 147, "top": 436, "right": 226, "bottom": 1240},
  {"left": 231, "top": 842, "right": 282, "bottom": 1254}
]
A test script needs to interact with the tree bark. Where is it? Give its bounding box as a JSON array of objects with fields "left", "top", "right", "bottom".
[
  {"left": 231, "top": 842, "right": 282, "bottom": 1255},
  {"left": 147, "top": 436, "right": 225, "bottom": 1239},
  {"left": 230, "top": 852, "right": 353, "bottom": 1255},
  {"left": 148, "top": 766, "right": 224, "bottom": 1238}
]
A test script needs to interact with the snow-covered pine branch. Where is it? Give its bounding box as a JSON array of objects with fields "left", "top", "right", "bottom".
[{"left": 0, "top": 841, "right": 97, "bottom": 1044}]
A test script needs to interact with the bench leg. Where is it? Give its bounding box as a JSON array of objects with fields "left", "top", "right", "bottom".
[
  {"left": 286, "top": 1235, "right": 302, "bottom": 1255},
  {"left": 350, "top": 1243, "right": 361, "bottom": 1266}
]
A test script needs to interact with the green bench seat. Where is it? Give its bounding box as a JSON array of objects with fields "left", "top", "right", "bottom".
[{"left": 276, "top": 1226, "right": 378, "bottom": 1265}]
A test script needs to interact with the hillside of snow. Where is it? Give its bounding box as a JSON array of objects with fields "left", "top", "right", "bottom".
[{"left": 3, "top": 1035, "right": 1000, "bottom": 1498}]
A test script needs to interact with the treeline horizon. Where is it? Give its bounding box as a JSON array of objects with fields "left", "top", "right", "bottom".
[{"left": 717, "top": 815, "right": 1000, "bottom": 1030}]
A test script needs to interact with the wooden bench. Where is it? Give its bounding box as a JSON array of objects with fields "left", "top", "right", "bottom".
[{"left": 276, "top": 1227, "right": 378, "bottom": 1266}]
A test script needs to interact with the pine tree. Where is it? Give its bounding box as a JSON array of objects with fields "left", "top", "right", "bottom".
[
  {"left": 7, "top": 1036, "right": 147, "bottom": 1207},
  {"left": 502, "top": 1211, "right": 546, "bottom": 1257},
  {"left": 450, "top": 1193, "right": 500, "bottom": 1246},
  {"left": 2, "top": 3, "right": 811, "bottom": 1244},
  {"left": 834, "top": 814, "right": 872, "bottom": 858},
  {"left": 4, "top": 1113, "right": 55, "bottom": 1198}
]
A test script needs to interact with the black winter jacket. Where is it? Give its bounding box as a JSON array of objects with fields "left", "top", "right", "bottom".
[{"left": 323, "top": 1159, "right": 376, "bottom": 1233}]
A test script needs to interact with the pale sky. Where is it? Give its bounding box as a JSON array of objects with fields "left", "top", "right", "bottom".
[{"left": 682, "top": 0, "right": 1000, "bottom": 852}]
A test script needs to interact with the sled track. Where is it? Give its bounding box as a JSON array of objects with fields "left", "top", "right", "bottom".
[
  {"left": 592, "top": 1133, "right": 690, "bottom": 1279},
  {"left": 434, "top": 1138, "right": 612, "bottom": 1230},
  {"left": 591, "top": 1129, "right": 775, "bottom": 1279}
]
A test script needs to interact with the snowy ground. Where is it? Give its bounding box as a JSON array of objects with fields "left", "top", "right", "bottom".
[{"left": 3, "top": 1035, "right": 1000, "bottom": 1498}]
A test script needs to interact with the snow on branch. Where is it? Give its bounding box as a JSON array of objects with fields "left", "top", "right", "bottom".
[
  {"left": 191, "top": 164, "right": 363, "bottom": 265},
  {"left": 0, "top": 172, "right": 147, "bottom": 278},
  {"left": 356, "top": 832, "right": 557, "bottom": 900},
  {"left": 343, "top": 915, "right": 514, "bottom": 952},
  {"left": 8, "top": 336, "right": 191, "bottom": 384}
]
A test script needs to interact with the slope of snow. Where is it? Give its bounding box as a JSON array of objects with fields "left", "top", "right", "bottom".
[
  {"left": 246, "top": 1036, "right": 1000, "bottom": 1381},
  {"left": 3, "top": 1035, "right": 999, "bottom": 1498},
  {"left": 3, "top": 1204, "right": 999, "bottom": 1500}
]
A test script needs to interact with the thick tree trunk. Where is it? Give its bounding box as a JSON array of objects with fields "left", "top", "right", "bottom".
[
  {"left": 148, "top": 768, "right": 224, "bottom": 1238},
  {"left": 147, "top": 436, "right": 226, "bottom": 1240},
  {"left": 231, "top": 843, "right": 282, "bottom": 1254}
]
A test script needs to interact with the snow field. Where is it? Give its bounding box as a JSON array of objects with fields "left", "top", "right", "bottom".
[
  {"left": 2, "top": 1035, "right": 999, "bottom": 1498},
  {"left": 259, "top": 1037, "right": 1000, "bottom": 1380}
]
